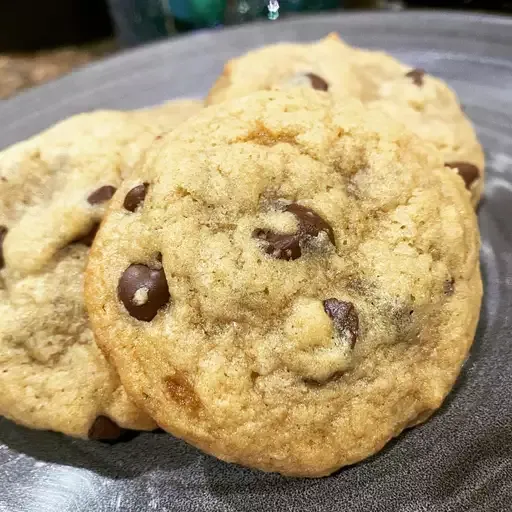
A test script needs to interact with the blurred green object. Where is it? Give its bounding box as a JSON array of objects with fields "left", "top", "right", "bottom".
[
  {"left": 108, "top": 0, "right": 346, "bottom": 46},
  {"left": 167, "top": 0, "right": 226, "bottom": 26}
]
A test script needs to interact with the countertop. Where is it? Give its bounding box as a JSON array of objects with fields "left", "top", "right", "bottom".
[{"left": 0, "top": 41, "right": 115, "bottom": 99}]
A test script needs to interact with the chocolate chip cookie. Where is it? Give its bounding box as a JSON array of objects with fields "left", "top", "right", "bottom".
[
  {"left": 206, "top": 34, "right": 484, "bottom": 205},
  {"left": 85, "top": 89, "right": 482, "bottom": 475},
  {"left": 0, "top": 99, "right": 201, "bottom": 438}
]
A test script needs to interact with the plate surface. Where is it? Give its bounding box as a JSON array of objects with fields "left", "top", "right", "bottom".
[{"left": 1, "top": 11, "right": 512, "bottom": 512}]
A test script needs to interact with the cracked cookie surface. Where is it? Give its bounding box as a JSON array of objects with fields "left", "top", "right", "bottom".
[
  {"left": 0, "top": 99, "right": 202, "bottom": 438},
  {"left": 206, "top": 34, "right": 484, "bottom": 205},
  {"left": 86, "top": 89, "right": 481, "bottom": 475}
]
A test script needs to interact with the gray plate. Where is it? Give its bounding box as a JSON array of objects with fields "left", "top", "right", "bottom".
[{"left": 1, "top": 11, "right": 512, "bottom": 512}]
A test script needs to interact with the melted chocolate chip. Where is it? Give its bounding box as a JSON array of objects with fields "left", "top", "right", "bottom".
[
  {"left": 118, "top": 263, "right": 170, "bottom": 321},
  {"left": 74, "top": 222, "right": 100, "bottom": 247},
  {"left": 305, "top": 73, "right": 329, "bottom": 91},
  {"left": 405, "top": 68, "right": 425, "bottom": 87},
  {"left": 0, "top": 225, "right": 7, "bottom": 270},
  {"left": 253, "top": 203, "right": 335, "bottom": 260},
  {"left": 88, "top": 416, "right": 124, "bottom": 440},
  {"left": 253, "top": 229, "right": 301, "bottom": 261},
  {"left": 323, "top": 298, "right": 359, "bottom": 348},
  {"left": 285, "top": 203, "right": 335, "bottom": 245},
  {"left": 87, "top": 185, "right": 117, "bottom": 205},
  {"left": 444, "top": 278, "right": 455, "bottom": 296},
  {"left": 445, "top": 161, "right": 480, "bottom": 189},
  {"left": 124, "top": 183, "right": 149, "bottom": 212}
]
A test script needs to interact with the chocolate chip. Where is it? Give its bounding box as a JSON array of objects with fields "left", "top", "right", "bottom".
[
  {"left": 444, "top": 278, "right": 455, "bottom": 296},
  {"left": 405, "top": 68, "right": 425, "bottom": 87},
  {"left": 253, "top": 203, "right": 335, "bottom": 260},
  {"left": 305, "top": 73, "right": 329, "bottom": 91},
  {"left": 87, "top": 185, "right": 117, "bottom": 205},
  {"left": 323, "top": 299, "right": 359, "bottom": 348},
  {"left": 118, "top": 263, "right": 170, "bottom": 321},
  {"left": 74, "top": 222, "right": 100, "bottom": 247},
  {"left": 123, "top": 183, "right": 149, "bottom": 212},
  {"left": 0, "top": 226, "right": 8, "bottom": 270},
  {"left": 253, "top": 229, "right": 301, "bottom": 261},
  {"left": 88, "top": 415, "right": 124, "bottom": 440},
  {"left": 285, "top": 203, "right": 335, "bottom": 245},
  {"left": 445, "top": 161, "right": 480, "bottom": 189}
]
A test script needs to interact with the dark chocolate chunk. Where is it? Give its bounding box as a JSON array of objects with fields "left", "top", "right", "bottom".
[
  {"left": 253, "top": 229, "right": 301, "bottom": 261},
  {"left": 323, "top": 298, "right": 359, "bottom": 348},
  {"left": 253, "top": 203, "right": 335, "bottom": 260},
  {"left": 88, "top": 415, "right": 123, "bottom": 440},
  {"left": 87, "top": 185, "right": 117, "bottom": 205},
  {"left": 285, "top": 203, "right": 335, "bottom": 245},
  {"left": 445, "top": 161, "right": 480, "bottom": 189},
  {"left": 405, "top": 68, "right": 426, "bottom": 87},
  {"left": 0, "top": 225, "right": 7, "bottom": 270},
  {"left": 124, "top": 183, "right": 149, "bottom": 212},
  {"left": 118, "top": 263, "right": 170, "bottom": 321},
  {"left": 305, "top": 73, "right": 329, "bottom": 92}
]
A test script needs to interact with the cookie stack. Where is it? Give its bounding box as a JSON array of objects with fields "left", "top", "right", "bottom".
[{"left": 0, "top": 34, "right": 483, "bottom": 477}]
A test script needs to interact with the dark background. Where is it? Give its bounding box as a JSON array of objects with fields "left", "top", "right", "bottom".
[{"left": 0, "top": 0, "right": 511, "bottom": 52}]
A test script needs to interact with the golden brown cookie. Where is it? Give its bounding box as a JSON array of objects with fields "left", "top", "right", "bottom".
[
  {"left": 85, "top": 89, "right": 482, "bottom": 474},
  {"left": 0, "top": 99, "right": 202, "bottom": 438},
  {"left": 206, "top": 34, "right": 484, "bottom": 205}
]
